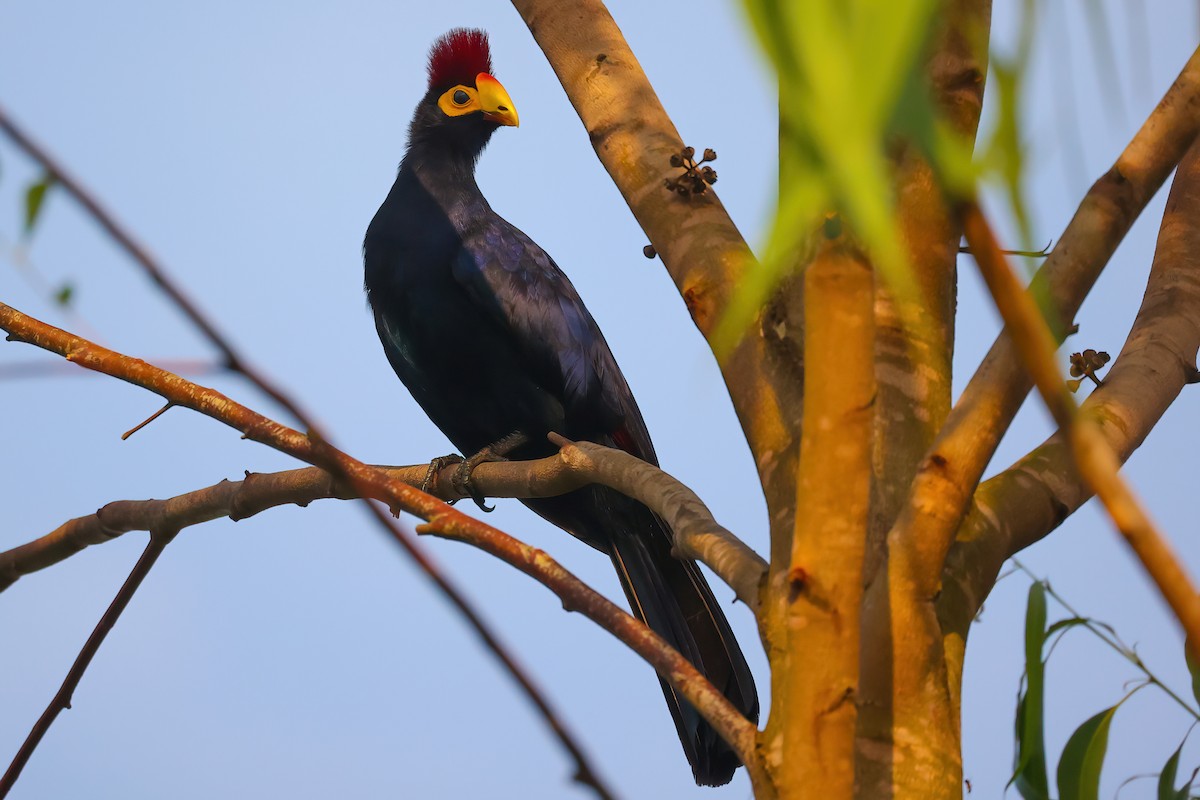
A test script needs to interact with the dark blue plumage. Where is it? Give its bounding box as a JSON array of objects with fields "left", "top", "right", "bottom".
[{"left": 364, "top": 29, "right": 758, "bottom": 786}]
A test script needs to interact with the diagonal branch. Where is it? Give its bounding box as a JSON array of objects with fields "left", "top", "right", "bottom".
[
  {"left": 0, "top": 302, "right": 761, "bottom": 777},
  {"left": 1, "top": 442, "right": 767, "bottom": 609},
  {"left": 960, "top": 198, "right": 1200, "bottom": 655},
  {"left": 0, "top": 529, "right": 177, "bottom": 797},
  {"left": 942, "top": 137, "right": 1200, "bottom": 629},
  {"left": 890, "top": 45, "right": 1200, "bottom": 592}
]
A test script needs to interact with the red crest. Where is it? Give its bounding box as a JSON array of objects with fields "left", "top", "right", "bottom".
[{"left": 427, "top": 28, "right": 493, "bottom": 90}]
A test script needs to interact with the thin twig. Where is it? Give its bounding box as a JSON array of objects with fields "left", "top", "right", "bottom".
[
  {"left": 121, "top": 401, "right": 173, "bottom": 440},
  {"left": 0, "top": 302, "right": 760, "bottom": 776},
  {"left": 0, "top": 529, "right": 177, "bottom": 798},
  {"left": 1010, "top": 559, "right": 1200, "bottom": 721},
  {"left": 962, "top": 200, "right": 1200, "bottom": 659}
]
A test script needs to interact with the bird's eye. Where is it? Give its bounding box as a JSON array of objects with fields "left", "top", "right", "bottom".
[{"left": 452, "top": 90, "right": 470, "bottom": 105}]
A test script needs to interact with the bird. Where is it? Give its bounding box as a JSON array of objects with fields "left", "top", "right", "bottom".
[{"left": 363, "top": 28, "right": 758, "bottom": 786}]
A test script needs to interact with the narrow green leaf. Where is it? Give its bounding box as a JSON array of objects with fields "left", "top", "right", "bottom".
[
  {"left": 1057, "top": 705, "right": 1117, "bottom": 800},
  {"left": 1011, "top": 582, "right": 1050, "bottom": 799},
  {"left": 1046, "top": 617, "right": 1090, "bottom": 637},
  {"left": 1185, "top": 640, "right": 1200, "bottom": 709},
  {"left": 1157, "top": 741, "right": 1185, "bottom": 800},
  {"left": 23, "top": 172, "right": 56, "bottom": 235}
]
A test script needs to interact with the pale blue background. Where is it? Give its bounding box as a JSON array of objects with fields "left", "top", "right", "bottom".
[{"left": 0, "top": 2, "right": 1197, "bottom": 798}]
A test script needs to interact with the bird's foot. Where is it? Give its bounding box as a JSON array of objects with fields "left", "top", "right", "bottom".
[
  {"left": 452, "top": 431, "right": 530, "bottom": 512},
  {"left": 420, "top": 453, "right": 465, "bottom": 495}
]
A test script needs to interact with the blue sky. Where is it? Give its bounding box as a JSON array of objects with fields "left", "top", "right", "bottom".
[{"left": 1, "top": 1, "right": 1198, "bottom": 798}]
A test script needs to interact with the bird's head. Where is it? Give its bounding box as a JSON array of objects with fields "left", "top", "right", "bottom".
[{"left": 408, "top": 29, "right": 519, "bottom": 160}]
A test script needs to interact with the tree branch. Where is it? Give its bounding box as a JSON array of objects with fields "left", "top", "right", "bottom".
[
  {"left": 942, "top": 137, "right": 1200, "bottom": 631},
  {"left": 0, "top": 302, "right": 761, "bottom": 777},
  {"left": 764, "top": 243, "right": 874, "bottom": 796},
  {"left": 866, "top": 0, "right": 990, "bottom": 580},
  {"left": 890, "top": 44, "right": 1200, "bottom": 592},
  {"left": 510, "top": 0, "right": 804, "bottom": 589},
  {"left": 853, "top": 7, "right": 992, "bottom": 797},
  {"left": 961, "top": 197, "right": 1200, "bottom": 656},
  {"left": 0, "top": 529, "right": 177, "bottom": 797},
  {"left": 1, "top": 441, "right": 766, "bottom": 610}
]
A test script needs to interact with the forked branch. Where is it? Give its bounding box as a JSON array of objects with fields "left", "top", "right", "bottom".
[
  {"left": 943, "top": 138, "right": 1200, "bottom": 627},
  {"left": 0, "top": 302, "right": 762, "bottom": 776},
  {"left": 1, "top": 440, "right": 766, "bottom": 609},
  {"left": 890, "top": 45, "right": 1200, "bottom": 589},
  {"left": 961, "top": 200, "right": 1200, "bottom": 655}
]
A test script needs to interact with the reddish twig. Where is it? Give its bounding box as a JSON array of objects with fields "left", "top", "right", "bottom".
[
  {"left": 0, "top": 302, "right": 760, "bottom": 777},
  {"left": 0, "top": 529, "right": 177, "bottom": 797}
]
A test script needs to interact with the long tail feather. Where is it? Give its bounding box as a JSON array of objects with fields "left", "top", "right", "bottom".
[{"left": 527, "top": 487, "right": 759, "bottom": 786}]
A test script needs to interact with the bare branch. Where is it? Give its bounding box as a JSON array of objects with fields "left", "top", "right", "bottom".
[
  {"left": 0, "top": 529, "right": 177, "bottom": 798},
  {"left": 768, "top": 243, "right": 875, "bottom": 795},
  {"left": 510, "top": 0, "right": 803, "bottom": 579},
  {"left": 548, "top": 436, "right": 767, "bottom": 610},
  {"left": 961, "top": 199, "right": 1200, "bottom": 658},
  {"left": 943, "top": 138, "right": 1200, "bottom": 627},
  {"left": 2, "top": 440, "right": 766, "bottom": 611},
  {"left": 0, "top": 302, "right": 760, "bottom": 777},
  {"left": 891, "top": 45, "right": 1200, "bottom": 591},
  {"left": 863, "top": 0, "right": 991, "bottom": 581}
]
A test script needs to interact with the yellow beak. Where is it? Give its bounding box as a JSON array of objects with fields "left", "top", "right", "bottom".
[{"left": 475, "top": 73, "right": 519, "bottom": 127}]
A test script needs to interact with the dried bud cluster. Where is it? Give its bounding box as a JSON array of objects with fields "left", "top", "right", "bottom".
[
  {"left": 664, "top": 145, "right": 718, "bottom": 196},
  {"left": 1067, "top": 348, "right": 1111, "bottom": 392}
]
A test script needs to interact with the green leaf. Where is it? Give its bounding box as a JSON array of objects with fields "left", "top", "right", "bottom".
[
  {"left": 1011, "top": 582, "right": 1050, "bottom": 799},
  {"left": 23, "top": 172, "right": 56, "bottom": 235},
  {"left": 1057, "top": 695, "right": 1135, "bottom": 800},
  {"left": 1045, "top": 616, "right": 1089, "bottom": 637},
  {"left": 1157, "top": 740, "right": 1188, "bottom": 800},
  {"left": 1186, "top": 640, "right": 1200, "bottom": 709}
]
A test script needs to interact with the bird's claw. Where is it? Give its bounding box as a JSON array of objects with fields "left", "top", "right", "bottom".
[
  {"left": 421, "top": 453, "right": 465, "bottom": 495},
  {"left": 450, "top": 431, "right": 529, "bottom": 513},
  {"left": 451, "top": 456, "right": 495, "bottom": 512}
]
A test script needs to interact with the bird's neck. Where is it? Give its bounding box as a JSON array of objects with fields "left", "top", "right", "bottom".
[{"left": 401, "top": 143, "right": 487, "bottom": 211}]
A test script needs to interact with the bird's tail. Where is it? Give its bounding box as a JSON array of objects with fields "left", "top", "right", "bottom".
[
  {"left": 524, "top": 485, "right": 759, "bottom": 785},
  {"left": 602, "top": 491, "right": 759, "bottom": 787}
]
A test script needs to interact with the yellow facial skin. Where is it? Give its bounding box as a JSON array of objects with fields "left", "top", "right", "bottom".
[{"left": 437, "top": 72, "right": 519, "bottom": 127}]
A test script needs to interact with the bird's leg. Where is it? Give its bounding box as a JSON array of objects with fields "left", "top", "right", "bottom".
[
  {"left": 453, "top": 431, "right": 529, "bottom": 512},
  {"left": 420, "top": 453, "right": 466, "bottom": 496}
]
